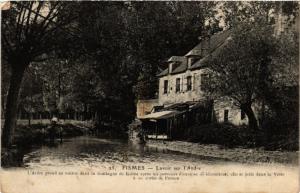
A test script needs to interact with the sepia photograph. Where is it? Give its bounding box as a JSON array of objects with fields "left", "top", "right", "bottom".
[{"left": 0, "top": 1, "right": 299, "bottom": 193}]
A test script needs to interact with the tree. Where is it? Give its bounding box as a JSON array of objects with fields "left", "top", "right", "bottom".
[
  {"left": 1, "top": 2, "right": 78, "bottom": 147},
  {"left": 126, "top": 1, "right": 217, "bottom": 99},
  {"left": 261, "top": 25, "right": 299, "bottom": 137},
  {"left": 18, "top": 64, "right": 44, "bottom": 124},
  {"left": 205, "top": 2, "right": 299, "bottom": 132},
  {"left": 1, "top": 61, "right": 11, "bottom": 118},
  {"left": 77, "top": 2, "right": 218, "bottom": 125},
  {"left": 220, "top": 1, "right": 299, "bottom": 28},
  {"left": 205, "top": 21, "right": 282, "bottom": 131}
]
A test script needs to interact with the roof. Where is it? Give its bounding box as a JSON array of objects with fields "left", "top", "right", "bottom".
[
  {"left": 156, "top": 29, "right": 232, "bottom": 77},
  {"left": 139, "top": 110, "right": 180, "bottom": 120},
  {"left": 169, "top": 56, "right": 187, "bottom": 75},
  {"left": 185, "top": 29, "right": 232, "bottom": 57},
  {"left": 157, "top": 68, "right": 169, "bottom": 77},
  {"left": 189, "top": 56, "right": 208, "bottom": 70},
  {"left": 171, "top": 62, "right": 187, "bottom": 74},
  {"left": 167, "top": 56, "right": 186, "bottom": 63},
  {"left": 190, "top": 36, "right": 231, "bottom": 70},
  {"left": 163, "top": 102, "right": 193, "bottom": 111},
  {"left": 157, "top": 56, "right": 188, "bottom": 77},
  {"left": 163, "top": 100, "right": 211, "bottom": 111},
  {"left": 185, "top": 49, "right": 202, "bottom": 57},
  {"left": 139, "top": 100, "right": 212, "bottom": 121}
]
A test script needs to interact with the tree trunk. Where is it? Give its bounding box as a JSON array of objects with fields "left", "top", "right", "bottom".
[
  {"left": 84, "top": 104, "right": 87, "bottom": 121},
  {"left": 241, "top": 103, "right": 259, "bottom": 131},
  {"left": 2, "top": 65, "right": 26, "bottom": 148},
  {"left": 28, "top": 112, "right": 31, "bottom": 126}
]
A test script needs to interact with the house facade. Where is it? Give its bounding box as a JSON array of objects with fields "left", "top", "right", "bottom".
[
  {"left": 137, "top": 30, "right": 248, "bottom": 130},
  {"left": 156, "top": 30, "right": 248, "bottom": 126}
]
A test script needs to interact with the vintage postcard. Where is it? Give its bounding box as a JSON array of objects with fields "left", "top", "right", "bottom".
[{"left": 0, "top": 1, "right": 299, "bottom": 193}]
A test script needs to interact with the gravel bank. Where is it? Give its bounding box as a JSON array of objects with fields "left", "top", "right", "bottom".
[{"left": 146, "top": 140, "right": 298, "bottom": 165}]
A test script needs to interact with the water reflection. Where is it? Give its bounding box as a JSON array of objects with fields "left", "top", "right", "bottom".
[{"left": 23, "top": 136, "right": 219, "bottom": 169}]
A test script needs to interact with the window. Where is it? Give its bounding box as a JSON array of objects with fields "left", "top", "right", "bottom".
[
  {"left": 175, "top": 78, "right": 180, "bottom": 93},
  {"left": 193, "top": 74, "right": 196, "bottom": 91},
  {"left": 224, "top": 110, "right": 229, "bottom": 123},
  {"left": 187, "top": 76, "right": 192, "bottom": 91},
  {"left": 241, "top": 110, "right": 246, "bottom": 120},
  {"left": 200, "top": 73, "right": 209, "bottom": 91},
  {"left": 163, "top": 80, "right": 168, "bottom": 94}
]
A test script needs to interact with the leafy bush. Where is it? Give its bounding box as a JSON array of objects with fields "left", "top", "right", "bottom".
[
  {"left": 13, "top": 123, "right": 89, "bottom": 147},
  {"left": 188, "top": 123, "right": 251, "bottom": 148},
  {"left": 187, "top": 123, "right": 298, "bottom": 150}
]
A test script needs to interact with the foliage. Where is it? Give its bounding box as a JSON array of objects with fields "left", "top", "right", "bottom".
[
  {"left": 204, "top": 13, "right": 298, "bottom": 130},
  {"left": 189, "top": 123, "right": 298, "bottom": 150},
  {"left": 72, "top": 1, "right": 219, "bottom": 124},
  {"left": 2, "top": 2, "right": 78, "bottom": 64},
  {"left": 127, "top": 2, "right": 218, "bottom": 99},
  {"left": 1, "top": 1, "right": 79, "bottom": 147},
  {"left": 220, "top": 1, "right": 299, "bottom": 27}
]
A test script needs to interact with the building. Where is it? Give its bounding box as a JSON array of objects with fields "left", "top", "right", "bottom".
[
  {"left": 156, "top": 30, "right": 249, "bottom": 125},
  {"left": 137, "top": 8, "right": 299, "bottom": 140},
  {"left": 137, "top": 30, "right": 249, "bottom": 140}
]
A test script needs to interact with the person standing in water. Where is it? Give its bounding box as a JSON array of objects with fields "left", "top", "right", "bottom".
[
  {"left": 49, "top": 117, "right": 57, "bottom": 143},
  {"left": 48, "top": 116, "right": 63, "bottom": 143}
]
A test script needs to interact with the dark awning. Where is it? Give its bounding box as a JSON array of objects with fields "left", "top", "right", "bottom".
[{"left": 139, "top": 110, "right": 181, "bottom": 120}]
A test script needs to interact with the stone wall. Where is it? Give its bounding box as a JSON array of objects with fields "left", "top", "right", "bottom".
[
  {"left": 213, "top": 98, "right": 248, "bottom": 126},
  {"left": 158, "top": 68, "right": 212, "bottom": 105},
  {"left": 213, "top": 98, "right": 263, "bottom": 126}
]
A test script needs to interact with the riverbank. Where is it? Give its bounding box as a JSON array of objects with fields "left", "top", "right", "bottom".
[
  {"left": 1, "top": 119, "right": 94, "bottom": 127},
  {"left": 1, "top": 120, "right": 92, "bottom": 167},
  {"left": 146, "top": 140, "right": 298, "bottom": 165}
]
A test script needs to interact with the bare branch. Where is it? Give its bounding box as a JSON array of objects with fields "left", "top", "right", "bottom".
[
  {"left": 15, "top": 3, "right": 25, "bottom": 27},
  {"left": 40, "top": 3, "right": 62, "bottom": 32},
  {"left": 16, "top": 3, "right": 28, "bottom": 45},
  {"left": 31, "top": 2, "right": 44, "bottom": 26},
  {"left": 24, "top": 2, "right": 34, "bottom": 37}
]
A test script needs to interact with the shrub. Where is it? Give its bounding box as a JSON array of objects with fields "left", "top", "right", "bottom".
[{"left": 187, "top": 122, "right": 298, "bottom": 150}]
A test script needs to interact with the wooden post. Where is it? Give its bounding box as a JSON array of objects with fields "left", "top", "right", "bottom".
[
  {"left": 166, "top": 119, "right": 169, "bottom": 139},
  {"left": 168, "top": 119, "right": 172, "bottom": 140},
  {"left": 156, "top": 122, "right": 158, "bottom": 139}
]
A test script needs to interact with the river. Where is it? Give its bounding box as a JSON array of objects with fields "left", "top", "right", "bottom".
[
  {"left": 23, "top": 136, "right": 224, "bottom": 169},
  {"left": 3, "top": 136, "right": 298, "bottom": 193}
]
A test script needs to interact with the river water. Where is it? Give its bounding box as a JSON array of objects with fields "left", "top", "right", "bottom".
[
  {"left": 23, "top": 136, "right": 222, "bottom": 169},
  {"left": 4, "top": 136, "right": 297, "bottom": 193}
]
